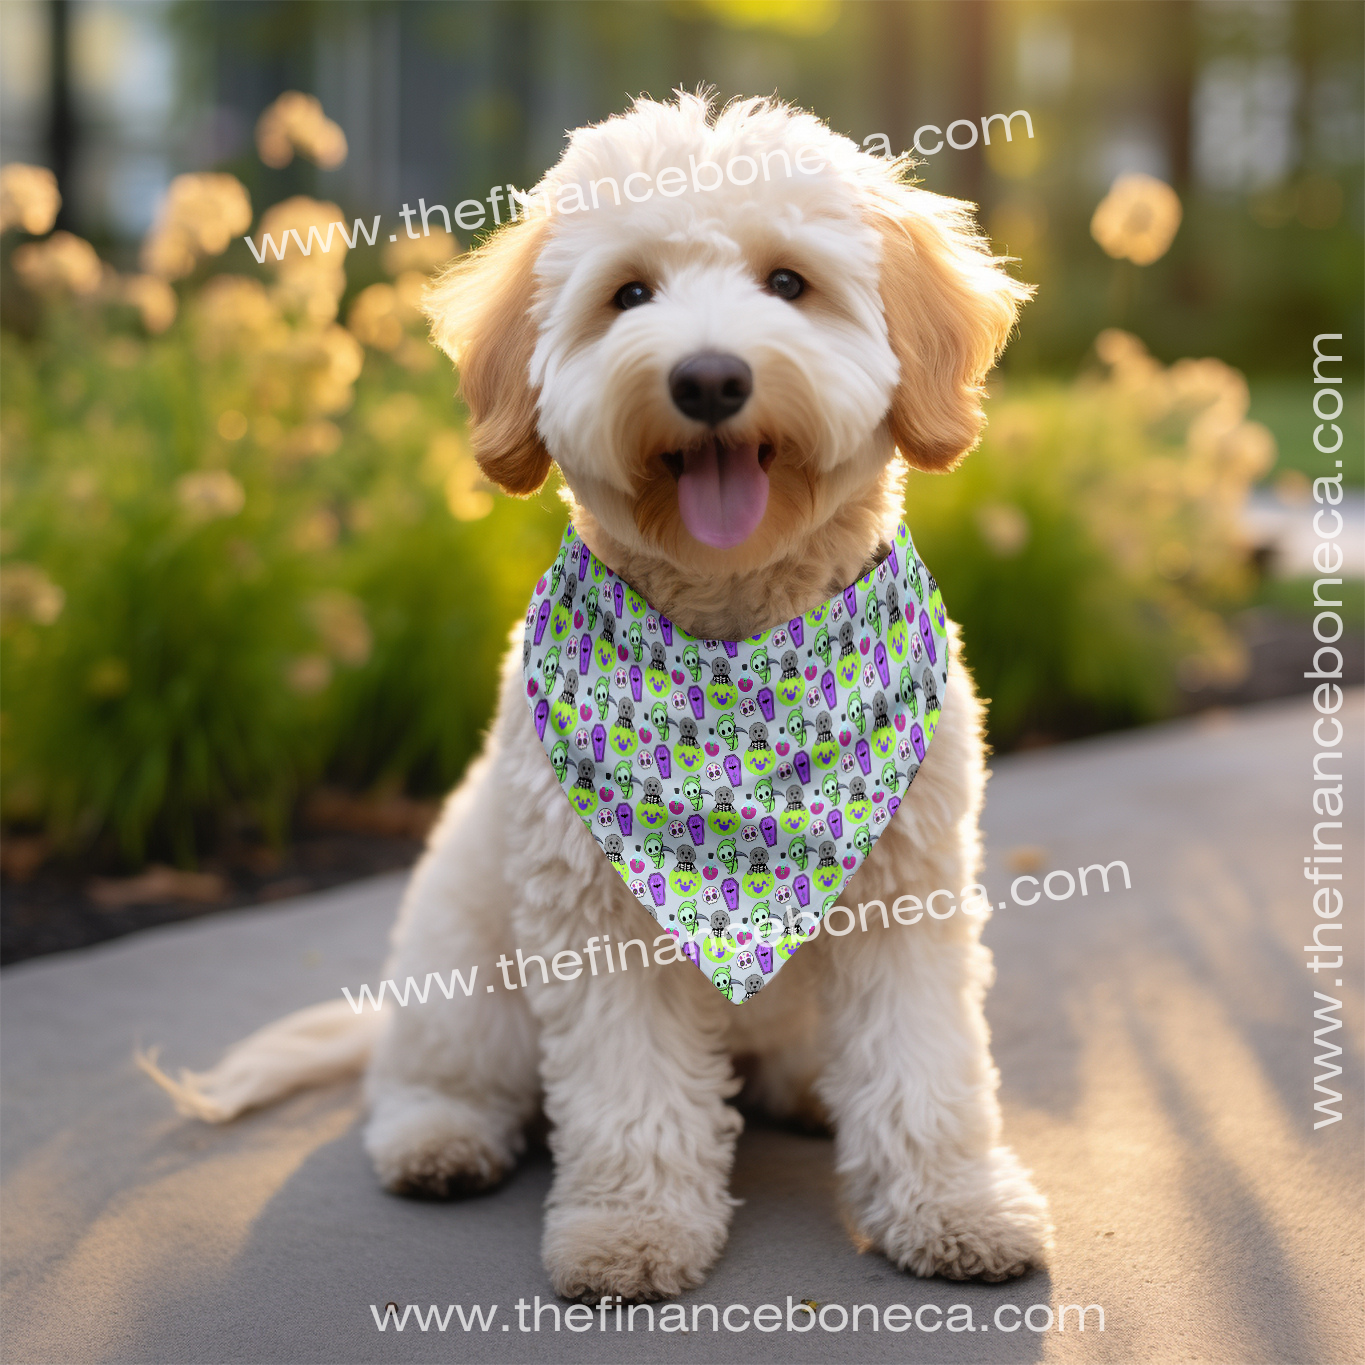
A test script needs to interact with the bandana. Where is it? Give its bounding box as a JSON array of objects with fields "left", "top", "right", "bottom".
[{"left": 522, "top": 521, "right": 949, "bottom": 1005}]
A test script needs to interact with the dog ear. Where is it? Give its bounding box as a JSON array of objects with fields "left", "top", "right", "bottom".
[
  {"left": 873, "top": 190, "right": 1032, "bottom": 472},
  {"left": 423, "top": 218, "right": 552, "bottom": 496}
]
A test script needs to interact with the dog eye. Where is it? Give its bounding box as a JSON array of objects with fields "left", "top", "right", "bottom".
[
  {"left": 766, "top": 269, "right": 805, "bottom": 300},
  {"left": 613, "top": 281, "right": 653, "bottom": 310}
]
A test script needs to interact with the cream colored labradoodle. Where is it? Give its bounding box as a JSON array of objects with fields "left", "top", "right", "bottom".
[{"left": 146, "top": 92, "right": 1052, "bottom": 1301}]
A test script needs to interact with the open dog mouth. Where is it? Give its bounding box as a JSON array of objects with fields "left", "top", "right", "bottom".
[{"left": 660, "top": 438, "right": 775, "bottom": 550}]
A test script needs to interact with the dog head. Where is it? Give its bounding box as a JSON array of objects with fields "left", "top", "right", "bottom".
[{"left": 426, "top": 93, "right": 1029, "bottom": 579}]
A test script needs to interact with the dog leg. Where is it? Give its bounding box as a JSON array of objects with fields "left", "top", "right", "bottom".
[
  {"left": 813, "top": 631, "right": 1050, "bottom": 1278},
  {"left": 817, "top": 916, "right": 1052, "bottom": 1280},
  {"left": 528, "top": 935, "right": 742, "bottom": 1301},
  {"left": 363, "top": 753, "right": 542, "bottom": 1198}
]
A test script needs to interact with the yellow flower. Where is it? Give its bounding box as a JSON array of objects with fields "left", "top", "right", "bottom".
[
  {"left": 216, "top": 410, "right": 249, "bottom": 441},
  {"left": 1090, "top": 173, "right": 1182, "bottom": 266},
  {"left": 140, "top": 173, "right": 252, "bottom": 280},
  {"left": 348, "top": 283, "right": 405, "bottom": 352},
  {"left": 176, "top": 470, "right": 245, "bottom": 521},
  {"left": 254, "top": 196, "right": 349, "bottom": 322},
  {"left": 255, "top": 92, "right": 348, "bottom": 170},
  {"left": 12, "top": 231, "right": 103, "bottom": 296},
  {"left": 120, "top": 274, "right": 178, "bottom": 333},
  {"left": 294, "top": 325, "right": 364, "bottom": 415},
  {"left": 192, "top": 276, "right": 283, "bottom": 359},
  {"left": 0, "top": 563, "right": 65, "bottom": 624},
  {"left": 0, "top": 163, "right": 61, "bottom": 235},
  {"left": 255, "top": 195, "right": 350, "bottom": 275},
  {"left": 381, "top": 229, "right": 459, "bottom": 276}
]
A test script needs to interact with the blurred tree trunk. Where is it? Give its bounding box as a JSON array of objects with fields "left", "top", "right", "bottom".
[
  {"left": 1162, "top": 0, "right": 1194, "bottom": 189},
  {"left": 48, "top": 0, "right": 74, "bottom": 230}
]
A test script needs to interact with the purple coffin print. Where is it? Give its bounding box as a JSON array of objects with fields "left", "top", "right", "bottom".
[
  {"left": 919, "top": 610, "right": 937, "bottom": 665},
  {"left": 522, "top": 521, "right": 950, "bottom": 1005},
  {"left": 874, "top": 642, "right": 890, "bottom": 688}
]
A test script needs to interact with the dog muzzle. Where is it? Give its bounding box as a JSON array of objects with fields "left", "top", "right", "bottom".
[{"left": 522, "top": 521, "right": 950, "bottom": 1004}]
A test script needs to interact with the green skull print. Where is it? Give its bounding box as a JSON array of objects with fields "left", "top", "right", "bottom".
[{"left": 522, "top": 521, "right": 950, "bottom": 1005}]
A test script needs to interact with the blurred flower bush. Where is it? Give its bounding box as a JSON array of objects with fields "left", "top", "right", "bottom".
[
  {"left": 906, "top": 328, "right": 1273, "bottom": 746},
  {"left": 0, "top": 122, "right": 1270, "bottom": 867},
  {"left": 1, "top": 155, "right": 559, "bottom": 866}
]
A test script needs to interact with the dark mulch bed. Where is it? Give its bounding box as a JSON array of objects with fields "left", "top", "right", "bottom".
[
  {"left": 1, "top": 793, "right": 434, "bottom": 966},
  {"left": 3, "top": 610, "right": 1359, "bottom": 968}
]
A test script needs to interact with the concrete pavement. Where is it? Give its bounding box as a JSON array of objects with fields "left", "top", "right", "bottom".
[{"left": 2, "top": 693, "right": 1361, "bottom": 1364}]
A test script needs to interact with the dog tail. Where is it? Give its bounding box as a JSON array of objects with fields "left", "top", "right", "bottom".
[{"left": 136, "top": 998, "right": 383, "bottom": 1123}]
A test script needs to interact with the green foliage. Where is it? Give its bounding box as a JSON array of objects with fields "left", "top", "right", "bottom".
[
  {"left": 905, "top": 337, "right": 1269, "bottom": 747},
  {"left": 2, "top": 249, "right": 1266, "bottom": 865},
  {"left": 1, "top": 286, "right": 563, "bottom": 865}
]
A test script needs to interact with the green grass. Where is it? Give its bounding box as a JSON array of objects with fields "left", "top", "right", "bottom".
[{"left": 1248, "top": 377, "right": 1363, "bottom": 487}]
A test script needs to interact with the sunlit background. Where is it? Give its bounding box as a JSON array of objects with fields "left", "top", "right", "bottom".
[{"left": 1, "top": 1, "right": 1361, "bottom": 929}]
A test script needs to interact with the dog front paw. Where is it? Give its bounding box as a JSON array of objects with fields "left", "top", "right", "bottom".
[
  {"left": 855, "top": 1146, "right": 1053, "bottom": 1282},
  {"left": 364, "top": 1088, "right": 522, "bottom": 1198},
  {"left": 542, "top": 1198, "right": 732, "bottom": 1302}
]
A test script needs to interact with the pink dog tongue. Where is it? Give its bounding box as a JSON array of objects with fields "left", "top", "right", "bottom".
[{"left": 676, "top": 440, "right": 769, "bottom": 549}]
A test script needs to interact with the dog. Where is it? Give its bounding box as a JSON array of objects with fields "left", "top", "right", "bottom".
[{"left": 148, "top": 92, "right": 1052, "bottom": 1301}]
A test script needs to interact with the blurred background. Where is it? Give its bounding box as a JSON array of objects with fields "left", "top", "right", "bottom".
[{"left": 1, "top": 0, "right": 1361, "bottom": 958}]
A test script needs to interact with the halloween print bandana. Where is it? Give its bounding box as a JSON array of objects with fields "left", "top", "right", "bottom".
[{"left": 522, "top": 521, "right": 950, "bottom": 1005}]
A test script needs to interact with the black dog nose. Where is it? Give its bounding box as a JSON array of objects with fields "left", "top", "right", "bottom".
[{"left": 669, "top": 353, "right": 752, "bottom": 426}]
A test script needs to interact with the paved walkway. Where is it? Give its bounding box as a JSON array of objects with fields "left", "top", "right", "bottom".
[{"left": 3, "top": 694, "right": 1361, "bottom": 1364}]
